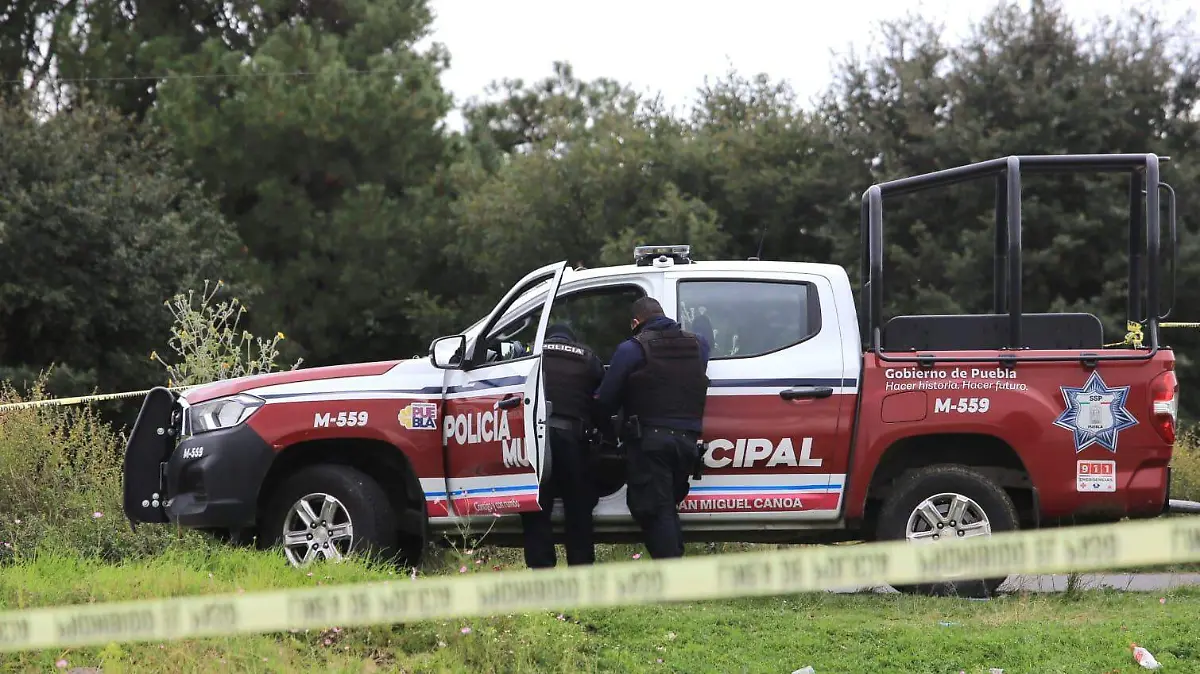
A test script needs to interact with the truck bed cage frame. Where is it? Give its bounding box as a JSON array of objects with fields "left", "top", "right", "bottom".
[{"left": 859, "top": 153, "right": 1177, "bottom": 367}]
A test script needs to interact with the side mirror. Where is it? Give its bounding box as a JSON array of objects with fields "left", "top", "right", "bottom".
[{"left": 430, "top": 335, "right": 466, "bottom": 369}]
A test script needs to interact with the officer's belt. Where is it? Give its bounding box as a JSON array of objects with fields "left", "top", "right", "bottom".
[{"left": 642, "top": 425, "right": 700, "bottom": 439}]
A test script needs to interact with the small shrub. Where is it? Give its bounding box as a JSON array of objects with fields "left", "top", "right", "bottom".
[
  {"left": 1170, "top": 429, "right": 1200, "bottom": 502},
  {"left": 0, "top": 375, "right": 206, "bottom": 562},
  {"left": 151, "top": 279, "right": 302, "bottom": 387},
  {"left": 0, "top": 283, "right": 297, "bottom": 564}
]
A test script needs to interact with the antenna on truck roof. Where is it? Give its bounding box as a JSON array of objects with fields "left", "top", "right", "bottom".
[{"left": 753, "top": 225, "right": 768, "bottom": 261}]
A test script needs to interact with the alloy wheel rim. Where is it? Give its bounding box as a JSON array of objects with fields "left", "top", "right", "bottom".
[
  {"left": 904, "top": 492, "right": 992, "bottom": 544},
  {"left": 281, "top": 492, "right": 354, "bottom": 567}
]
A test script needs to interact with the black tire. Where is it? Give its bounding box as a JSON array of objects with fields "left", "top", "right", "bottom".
[
  {"left": 875, "top": 464, "right": 1019, "bottom": 598},
  {"left": 261, "top": 464, "right": 399, "bottom": 568}
]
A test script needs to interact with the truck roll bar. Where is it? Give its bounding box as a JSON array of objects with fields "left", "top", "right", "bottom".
[{"left": 859, "top": 153, "right": 1176, "bottom": 367}]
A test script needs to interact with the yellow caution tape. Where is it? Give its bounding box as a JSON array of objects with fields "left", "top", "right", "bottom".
[
  {"left": 1104, "top": 320, "right": 1200, "bottom": 348},
  {"left": 1, "top": 517, "right": 1199, "bottom": 652},
  {"left": 0, "top": 387, "right": 190, "bottom": 412},
  {"left": 1106, "top": 320, "right": 1147, "bottom": 348},
  {"left": 7, "top": 318, "right": 1199, "bottom": 408}
]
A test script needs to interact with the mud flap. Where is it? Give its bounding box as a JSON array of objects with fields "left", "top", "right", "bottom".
[{"left": 122, "top": 386, "right": 177, "bottom": 525}]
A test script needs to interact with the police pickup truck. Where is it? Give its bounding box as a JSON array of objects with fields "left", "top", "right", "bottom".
[{"left": 123, "top": 153, "right": 1181, "bottom": 597}]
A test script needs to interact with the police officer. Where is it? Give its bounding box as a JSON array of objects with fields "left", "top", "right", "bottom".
[
  {"left": 593, "top": 297, "right": 710, "bottom": 559},
  {"left": 519, "top": 323, "right": 606, "bottom": 569}
]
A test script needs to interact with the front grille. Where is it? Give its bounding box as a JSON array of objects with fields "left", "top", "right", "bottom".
[{"left": 178, "top": 463, "right": 206, "bottom": 500}]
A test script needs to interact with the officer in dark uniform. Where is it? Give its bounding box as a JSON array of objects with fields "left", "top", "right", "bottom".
[
  {"left": 593, "top": 297, "right": 710, "bottom": 559},
  {"left": 519, "top": 323, "right": 606, "bottom": 569}
]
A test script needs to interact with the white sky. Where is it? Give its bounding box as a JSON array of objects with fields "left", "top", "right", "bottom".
[{"left": 421, "top": 0, "right": 1197, "bottom": 129}]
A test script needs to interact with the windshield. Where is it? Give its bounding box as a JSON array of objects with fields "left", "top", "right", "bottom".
[{"left": 459, "top": 278, "right": 553, "bottom": 341}]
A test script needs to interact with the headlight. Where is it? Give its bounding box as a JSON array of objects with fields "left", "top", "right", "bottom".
[{"left": 188, "top": 394, "right": 264, "bottom": 435}]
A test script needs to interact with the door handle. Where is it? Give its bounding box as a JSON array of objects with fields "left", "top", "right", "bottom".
[
  {"left": 496, "top": 395, "right": 523, "bottom": 410},
  {"left": 779, "top": 386, "right": 833, "bottom": 400}
]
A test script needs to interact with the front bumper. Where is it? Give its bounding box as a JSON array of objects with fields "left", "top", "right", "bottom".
[
  {"left": 163, "top": 423, "right": 275, "bottom": 528},
  {"left": 123, "top": 388, "right": 275, "bottom": 530}
]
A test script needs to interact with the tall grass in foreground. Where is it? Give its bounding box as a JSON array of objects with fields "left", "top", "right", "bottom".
[
  {"left": 0, "top": 281, "right": 295, "bottom": 566},
  {"left": 2, "top": 552, "right": 1199, "bottom": 673},
  {"left": 1170, "top": 429, "right": 1200, "bottom": 502},
  {"left": 0, "top": 376, "right": 202, "bottom": 562}
]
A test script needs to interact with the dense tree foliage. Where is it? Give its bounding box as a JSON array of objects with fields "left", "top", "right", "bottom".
[
  {"left": 0, "top": 99, "right": 241, "bottom": 396},
  {"left": 2, "top": 0, "right": 1199, "bottom": 418},
  {"left": 144, "top": 0, "right": 457, "bottom": 367}
]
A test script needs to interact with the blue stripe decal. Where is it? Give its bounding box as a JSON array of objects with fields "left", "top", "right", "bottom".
[
  {"left": 259, "top": 386, "right": 443, "bottom": 400},
  {"left": 445, "top": 376, "right": 528, "bottom": 395},
  {"left": 424, "top": 484, "right": 540, "bottom": 498},
  {"left": 259, "top": 375, "right": 531, "bottom": 400},
  {"left": 426, "top": 485, "right": 845, "bottom": 498},
  {"left": 260, "top": 376, "right": 856, "bottom": 401},
  {"left": 689, "top": 484, "right": 844, "bottom": 493},
  {"left": 708, "top": 378, "right": 857, "bottom": 388}
]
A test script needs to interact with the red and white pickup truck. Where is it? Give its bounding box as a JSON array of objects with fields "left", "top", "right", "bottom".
[{"left": 123, "top": 153, "right": 1181, "bottom": 596}]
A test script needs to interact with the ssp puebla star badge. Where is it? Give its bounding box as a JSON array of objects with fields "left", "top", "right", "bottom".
[{"left": 1053, "top": 371, "right": 1138, "bottom": 453}]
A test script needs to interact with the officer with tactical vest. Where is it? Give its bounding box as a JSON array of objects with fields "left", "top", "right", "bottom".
[
  {"left": 593, "top": 297, "right": 710, "bottom": 559},
  {"left": 519, "top": 323, "right": 606, "bottom": 569}
]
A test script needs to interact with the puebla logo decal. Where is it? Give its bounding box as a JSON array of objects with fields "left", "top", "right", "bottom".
[
  {"left": 398, "top": 402, "right": 439, "bottom": 431},
  {"left": 1053, "top": 371, "right": 1138, "bottom": 453}
]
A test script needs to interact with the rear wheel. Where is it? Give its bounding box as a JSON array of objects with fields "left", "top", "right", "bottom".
[
  {"left": 261, "top": 464, "right": 399, "bottom": 568},
  {"left": 875, "top": 464, "right": 1018, "bottom": 598}
]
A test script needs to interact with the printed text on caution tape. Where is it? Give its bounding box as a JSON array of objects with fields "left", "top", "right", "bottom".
[{"left": 0, "top": 518, "right": 1199, "bottom": 652}]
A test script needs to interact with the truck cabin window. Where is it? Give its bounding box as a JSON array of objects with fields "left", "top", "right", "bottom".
[
  {"left": 481, "top": 284, "right": 648, "bottom": 365},
  {"left": 677, "top": 280, "right": 821, "bottom": 358}
]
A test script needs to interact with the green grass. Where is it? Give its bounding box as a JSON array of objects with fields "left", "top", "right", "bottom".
[
  {"left": 5, "top": 377, "right": 1200, "bottom": 671},
  {"left": 1, "top": 543, "right": 1199, "bottom": 674}
]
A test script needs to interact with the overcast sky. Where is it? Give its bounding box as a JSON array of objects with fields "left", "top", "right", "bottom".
[{"left": 419, "top": 0, "right": 1197, "bottom": 129}]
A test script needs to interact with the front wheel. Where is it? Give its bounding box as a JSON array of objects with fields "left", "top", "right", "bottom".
[
  {"left": 261, "top": 464, "right": 399, "bottom": 568},
  {"left": 875, "top": 464, "right": 1019, "bottom": 598}
]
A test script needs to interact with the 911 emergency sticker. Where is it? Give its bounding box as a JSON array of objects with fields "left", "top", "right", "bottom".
[
  {"left": 398, "top": 402, "right": 438, "bottom": 431},
  {"left": 1077, "top": 459, "right": 1116, "bottom": 492}
]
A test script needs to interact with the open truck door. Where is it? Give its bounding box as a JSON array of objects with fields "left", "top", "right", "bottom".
[{"left": 429, "top": 261, "right": 569, "bottom": 519}]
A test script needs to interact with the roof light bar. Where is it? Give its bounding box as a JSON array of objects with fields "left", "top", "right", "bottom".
[{"left": 633, "top": 245, "right": 691, "bottom": 266}]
